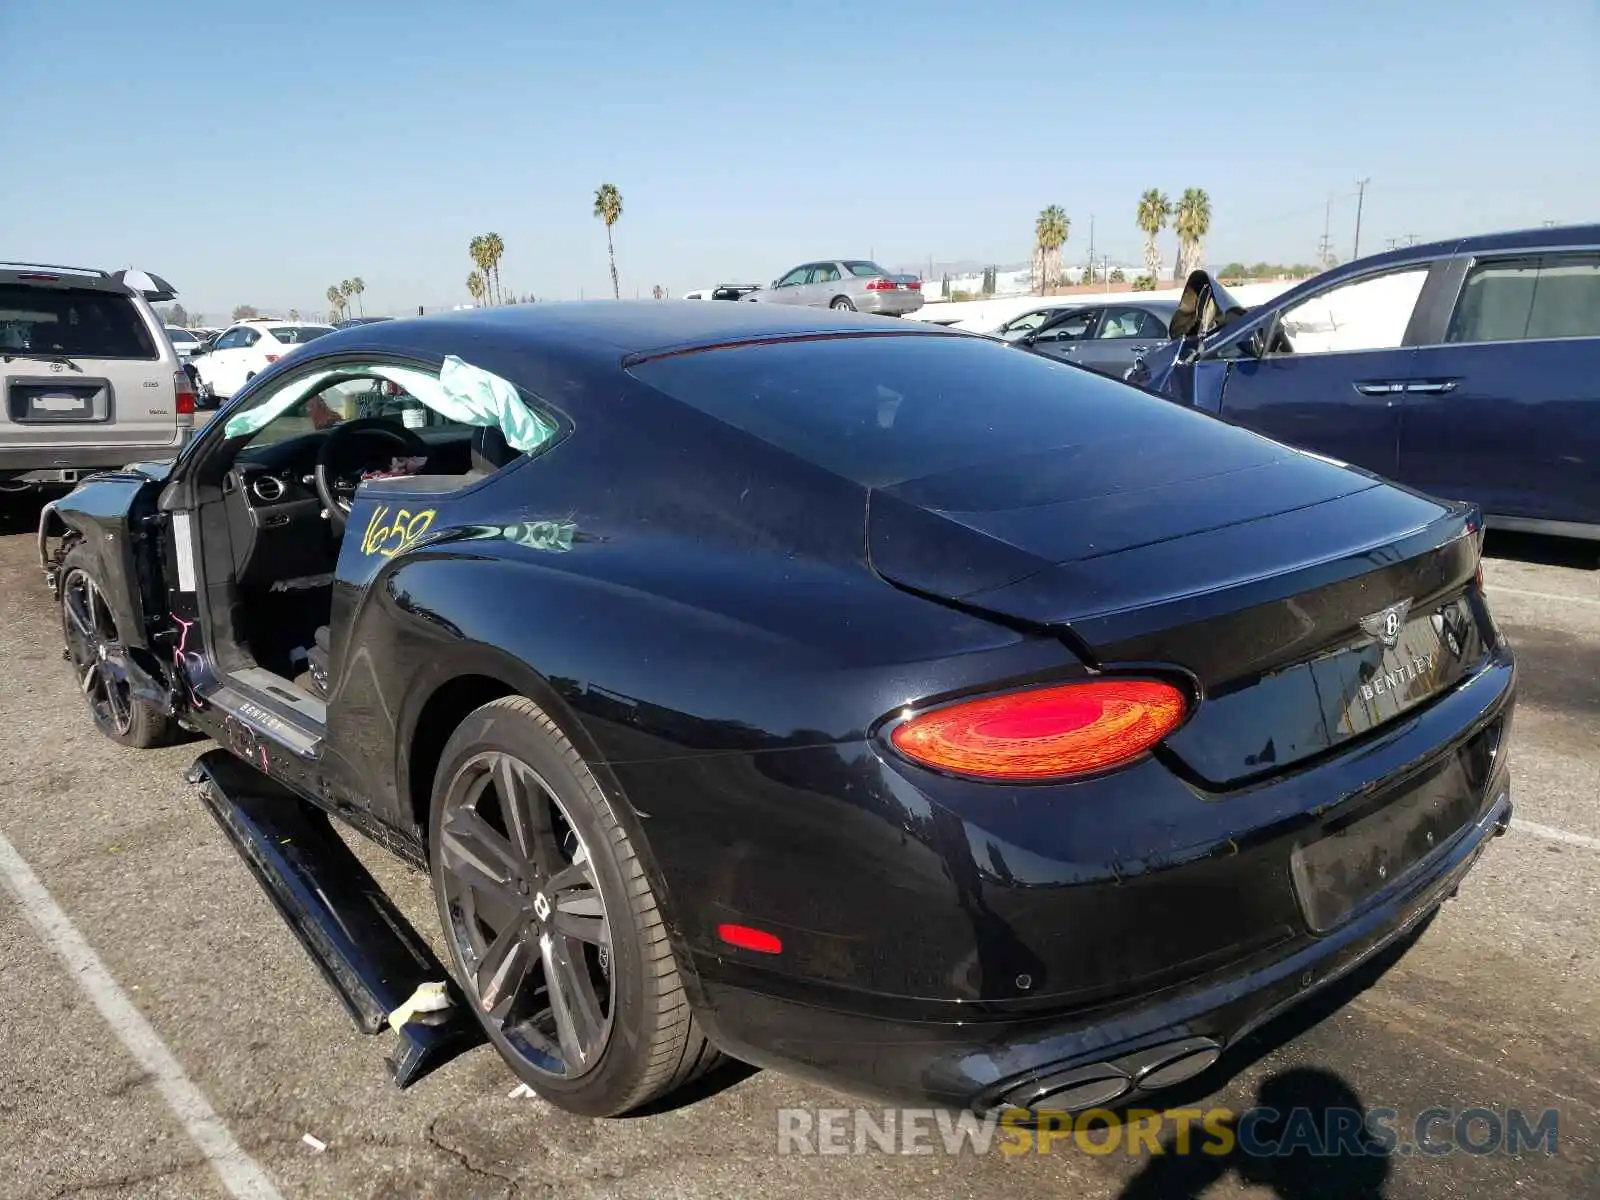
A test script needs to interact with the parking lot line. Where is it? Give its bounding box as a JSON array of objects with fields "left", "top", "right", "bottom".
[
  {"left": 0, "top": 829, "right": 284, "bottom": 1200},
  {"left": 1510, "top": 817, "right": 1600, "bottom": 851},
  {"left": 1487, "top": 584, "right": 1600, "bottom": 607}
]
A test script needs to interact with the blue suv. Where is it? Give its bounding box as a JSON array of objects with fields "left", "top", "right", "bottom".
[{"left": 1130, "top": 225, "right": 1600, "bottom": 540}]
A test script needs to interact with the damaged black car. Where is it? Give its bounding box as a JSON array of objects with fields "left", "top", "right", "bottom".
[{"left": 40, "top": 302, "right": 1515, "bottom": 1117}]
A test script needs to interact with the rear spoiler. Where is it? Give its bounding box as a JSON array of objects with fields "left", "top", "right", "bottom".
[{"left": 112, "top": 269, "right": 178, "bottom": 303}]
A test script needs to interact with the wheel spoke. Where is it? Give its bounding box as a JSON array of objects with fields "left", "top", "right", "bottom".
[
  {"left": 541, "top": 931, "right": 605, "bottom": 1072},
  {"left": 476, "top": 918, "right": 533, "bottom": 1019},
  {"left": 80, "top": 663, "right": 100, "bottom": 695},
  {"left": 440, "top": 807, "right": 526, "bottom": 910},
  {"left": 495, "top": 755, "right": 542, "bottom": 864},
  {"left": 64, "top": 590, "right": 95, "bottom": 640},
  {"left": 103, "top": 675, "right": 131, "bottom": 730}
]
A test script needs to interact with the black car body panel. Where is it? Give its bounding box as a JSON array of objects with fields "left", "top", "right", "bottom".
[{"left": 38, "top": 301, "right": 1516, "bottom": 1111}]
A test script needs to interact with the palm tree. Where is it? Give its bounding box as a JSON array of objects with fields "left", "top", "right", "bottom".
[
  {"left": 326, "top": 284, "right": 345, "bottom": 322},
  {"left": 466, "top": 271, "right": 486, "bottom": 306},
  {"left": 348, "top": 277, "right": 365, "bottom": 316},
  {"left": 1136, "top": 189, "right": 1171, "bottom": 287},
  {"left": 593, "top": 183, "right": 623, "bottom": 300},
  {"left": 483, "top": 233, "right": 505, "bottom": 305},
  {"left": 1175, "top": 188, "right": 1213, "bottom": 279},
  {"left": 468, "top": 236, "right": 492, "bottom": 301},
  {"left": 1033, "top": 205, "right": 1070, "bottom": 294}
]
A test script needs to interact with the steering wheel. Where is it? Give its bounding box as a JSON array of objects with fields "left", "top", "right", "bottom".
[{"left": 314, "top": 417, "right": 430, "bottom": 535}]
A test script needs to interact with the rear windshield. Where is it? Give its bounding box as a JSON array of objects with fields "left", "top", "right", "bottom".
[
  {"left": 844, "top": 261, "right": 889, "bottom": 278},
  {"left": 167, "top": 327, "right": 198, "bottom": 344},
  {"left": 268, "top": 325, "right": 334, "bottom": 344},
  {"left": 0, "top": 285, "right": 157, "bottom": 360},
  {"left": 629, "top": 333, "right": 1139, "bottom": 488}
]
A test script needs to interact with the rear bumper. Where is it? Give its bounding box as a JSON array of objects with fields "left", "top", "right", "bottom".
[
  {"left": 694, "top": 789, "right": 1509, "bottom": 1112},
  {"left": 858, "top": 291, "right": 925, "bottom": 316},
  {"left": 0, "top": 435, "right": 188, "bottom": 479},
  {"left": 629, "top": 645, "right": 1515, "bottom": 1110}
]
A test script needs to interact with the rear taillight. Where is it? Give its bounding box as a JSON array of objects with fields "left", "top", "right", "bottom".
[
  {"left": 864, "top": 278, "right": 896, "bottom": 291},
  {"left": 172, "top": 369, "right": 195, "bottom": 424},
  {"left": 889, "top": 679, "right": 1187, "bottom": 781},
  {"left": 906, "top": 280, "right": 922, "bottom": 290}
]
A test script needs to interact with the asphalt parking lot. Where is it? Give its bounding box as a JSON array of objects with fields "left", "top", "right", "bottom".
[{"left": 0, "top": 496, "right": 1596, "bottom": 1200}]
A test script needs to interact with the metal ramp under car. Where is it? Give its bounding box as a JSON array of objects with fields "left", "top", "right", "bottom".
[{"left": 187, "top": 749, "right": 483, "bottom": 1086}]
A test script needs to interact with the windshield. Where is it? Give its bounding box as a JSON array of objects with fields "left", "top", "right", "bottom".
[
  {"left": 629, "top": 332, "right": 1145, "bottom": 489},
  {"left": 0, "top": 285, "right": 157, "bottom": 359},
  {"left": 268, "top": 325, "right": 335, "bottom": 344}
]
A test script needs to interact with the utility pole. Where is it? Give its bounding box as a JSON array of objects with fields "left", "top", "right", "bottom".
[
  {"left": 1318, "top": 193, "right": 1334, "bottom": 268},
  {"left": 1352, "top": 178, "right": 1370, "bottom": 260},
  {"left": 1087, "top": 214, "right": 1095, "bottom": 284}
]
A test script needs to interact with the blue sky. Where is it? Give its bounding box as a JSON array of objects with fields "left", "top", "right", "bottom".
[{"left": 3, "top": 0, "right": 1595, "bottom": 319}]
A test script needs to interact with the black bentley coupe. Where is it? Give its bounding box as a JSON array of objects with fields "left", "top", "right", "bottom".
[{"left": 39, "top": 302, "right": 1515, "bottom": 1117}]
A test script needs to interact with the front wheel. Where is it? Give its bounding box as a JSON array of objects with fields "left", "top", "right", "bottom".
[
  {"left": 59, "top": 545, "right": 175, "bottom": 748},
  {"left": 830, "top": 296, "right": 855, "bottom": 311},
  {"left": 429, "top": 696, "right": 721, "bottom": 1115}
]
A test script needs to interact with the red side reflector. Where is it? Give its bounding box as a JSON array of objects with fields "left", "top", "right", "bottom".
[
  {"left": 890, "top": 680, "right": 1187, "bottom": 781},
  {"left": 264, "top": 353, "right": 281, "bottom": 363},
  {"left": 717, "top": 923, "right": 782, "bottom": 954}
]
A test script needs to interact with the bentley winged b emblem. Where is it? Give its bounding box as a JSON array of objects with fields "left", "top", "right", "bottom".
[{"left": 1359, "top": 599, "right": 1412, "bottom": 648}]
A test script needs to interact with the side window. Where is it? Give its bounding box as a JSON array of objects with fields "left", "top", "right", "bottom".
[
  {"left": 1035, "top": 311, "right": 1097, "bottom": 343},
  {"left": 1097, "top": 308, "right": 1168, "bottom": 340},
  {"left": 1447, "top": 254, "right": 1600, "bottom": 343},
  {"left": 215, "top": 328, "right": 246, "bottom": 350},
  {"left": 239, "top": 328, "right": 261, "bottom": 347},
  {"left": 1274, "top": 268, "right": 1429, "bottom": 355},
  {"left": 810, "top": 263, "right": 841, "bottom": 284},
  {"left": 775, "top": 266, "right": 809, "bottom": 288},
  {"left": 1003, "top": 309, "right": 1053, "bottom": 335}
]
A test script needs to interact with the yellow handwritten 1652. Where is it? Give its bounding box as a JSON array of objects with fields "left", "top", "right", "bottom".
[{"left": 361, "top": 505, "right": 436, "bottom": 558}]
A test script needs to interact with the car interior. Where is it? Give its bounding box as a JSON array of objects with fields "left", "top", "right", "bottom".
[{"left": 184, "top": 368, "right": 524, "bottom": 712}]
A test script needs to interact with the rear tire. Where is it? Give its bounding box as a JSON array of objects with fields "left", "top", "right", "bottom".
[
  {"left": 831, "top": 296, "right": 855, "bottom": 311},
  {"left": 59, "top": 544, "right": 175, "bottom": 749},
  {"left": 428, "top": 696, "right": 721, "bottom": 1115}
]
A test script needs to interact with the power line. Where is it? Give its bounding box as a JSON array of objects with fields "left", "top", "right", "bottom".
[{"left": 1352, "top": 177, "right": 1370, "bottom": 260}]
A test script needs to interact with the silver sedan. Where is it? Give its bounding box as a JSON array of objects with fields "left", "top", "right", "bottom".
[{"left": 744, "top": 259, "right": 924, "bottom": 316}]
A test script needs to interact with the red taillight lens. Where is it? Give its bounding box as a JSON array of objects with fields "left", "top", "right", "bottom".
[
  {"left": 906, "top": 280, "right": 922, "bottom": 290},
  {"left": 889, "top": 680, "right": 1187, "bottom": 781},
  {"left": 865, "top": 278, "right": 895, "bottom": 291},
  {"left": 718, "top": 923, "right": 783, "bottom": 953},
  {"left": 172, "top": 370, "right": 195, "bottom": 420},
  {"left": 264, "top": 353, "right": 281, "bottom": 363}
]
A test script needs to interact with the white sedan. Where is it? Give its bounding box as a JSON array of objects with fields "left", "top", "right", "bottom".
[{"left": 192, "top": 320, "right": 335, "bottom": 400}]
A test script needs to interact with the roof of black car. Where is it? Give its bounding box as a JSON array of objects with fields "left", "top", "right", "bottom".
[{"left": 347, "top": 300, "right": 958, "bottom": 361}]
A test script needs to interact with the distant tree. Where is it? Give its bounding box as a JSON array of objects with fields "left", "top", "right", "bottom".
[
  {"left": 1219, "top": 262, "right": 1248, "bottom": 278},
  {"left": 483, "top": 235, "right": 504, "bottom": 304},
  {"left": 593, "top": 183, "right": 624, "bottom": 300},
  {"left": 1132, "top": 275, "right": 1157, "bottom": 291},
  {"left": 1175, "top": 187, "right": 1212, "bottom": 278},
  {"left": 288, "top": 308, "right": 300, "bottom": 320},
  {"left": 1136, "top": 189, "right": 1171, "bottom": 290},
  {"left": 231, "top": 304, "right": 259, "bottom": 321},
  {"left": 160, "top": 302, "right": 191, "bottom": 327},
  {"left": 651, "top": 284, "right": 666, "bottom": 300},
  {"left": 1109, "top": 266, "right": 1125, "bottom": 283},
  {"left": 981, "top": 265, "right": 997, "bottom": 296},
  {"left": 325, "top": 286, "right": 345, "bottom": 322},
  {"left": 347, "top": 277, "right": 365, "bottom": 316},
  {"left": 466, "top": 271, "right": 487, "bottom": 305},
  {"left": 940, "top": 273, "right": 950, "bottom": 299},
  {"left": 1034, "top": 206, "right": 1069, "bottom": 295}
]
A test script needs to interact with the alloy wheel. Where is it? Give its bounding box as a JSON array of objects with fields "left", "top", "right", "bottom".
[
  {"left": 61, "top": 568, "right": 134, "bottom": 736},
  {"left": 437, "top": 750, "right": 613, "bottom": 1078}
]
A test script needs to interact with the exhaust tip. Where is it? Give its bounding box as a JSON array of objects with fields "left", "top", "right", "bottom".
[{"left": 1494, "top": 792, "right": 1512, "bottom": 836}]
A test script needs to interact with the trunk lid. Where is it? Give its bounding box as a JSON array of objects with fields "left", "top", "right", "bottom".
[{"left": 869, "top": 423, "right": 1489, "bottom": 786}]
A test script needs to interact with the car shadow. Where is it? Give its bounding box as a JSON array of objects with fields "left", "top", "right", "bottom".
[
  {"left": 1108, "top": 923, "right": 1424, "bottom": 1199},
  {"left": 1492, "top": 619, "right": 1600, "bottom": 720},
  {"left": 1483, "top": 530, "right": 1599, "bottom": 570},
  {"left": 0, "top": 490, "right": 52, "bottom": 536},
  {"left": 623, "top": 1056, "right": 761, "bottom": 1117}
]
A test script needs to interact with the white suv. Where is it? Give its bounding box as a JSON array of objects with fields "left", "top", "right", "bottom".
[
  {"left": 191, "top": 319, "right": 335, "bottom": 402},
  {"left": 0, "top": 263, "right": 195, "bottom": 491}
]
